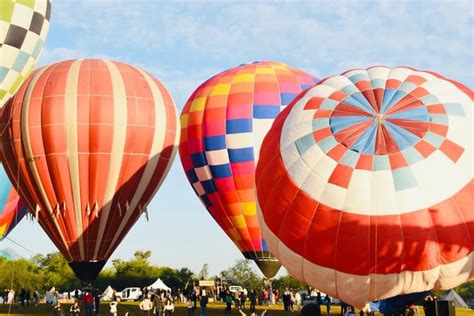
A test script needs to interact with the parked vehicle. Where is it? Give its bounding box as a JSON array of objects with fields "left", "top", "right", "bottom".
[
  {"left": 229, "top": 286, "right": 243, "bottom": 293},
  {"left": 467, "top": 298, "right": 474, "bottom": 309},
  {"left": 120, "top": 287, "right": 142, "bottom": 301}
]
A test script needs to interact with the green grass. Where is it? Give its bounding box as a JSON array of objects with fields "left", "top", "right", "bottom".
[{"left": 0, "top": 302, "right": 473, "bottom": 316}]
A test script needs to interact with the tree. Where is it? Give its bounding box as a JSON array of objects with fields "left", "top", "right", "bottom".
[
  {"left": 272, "top": 274, "right": 308, "bottom": 293},
  {"left": 220, "top": 259, "right": 261, "bottom": 289}
]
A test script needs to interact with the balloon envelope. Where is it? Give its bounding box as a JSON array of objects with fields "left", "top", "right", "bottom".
[
  {"left": 0, "top": 59, "right": 179, "bottom": 283},
  {"left": 256, "top": 66, "right": 473, "bottom": 306},
  {"left": 0, "top": 166, "right": 27, "bottom": 240},
  {"left": 179, "top": 61, "right": 317, "bottom": 278},
  {"left": 0, "top": 0, "right": 51, "bottom": 108}
]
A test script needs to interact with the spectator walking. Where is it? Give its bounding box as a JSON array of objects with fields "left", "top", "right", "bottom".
[
  {"left": 84, "top": 291, "right": 94, "bottom": 316},
  {"left": 249, "top": 289, "right": 257, "bottom": 314},
  {"left": 33, "top": 289, "right": 40, "bottom": 306},
  {"left": 154, "top": 292, "right": 163, "bottom": 316},
  {"left": 53, "top": 301, "right": 62, "bottom": 316},
  {"left": 225, "top": 291, "right": 233, "bottom": 314},
  {"left": 7, "top": 289, "right": 14, "bottom": 304},
  {"left": 94, "top": 292, "right": 101, "bottom": 314},
  {"left": 323, "top": 295, "right": 331, "bottom": 315}
]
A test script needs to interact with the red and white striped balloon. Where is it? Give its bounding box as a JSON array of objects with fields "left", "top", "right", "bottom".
[{"left": 0, "top": 59, "right": 179, "bottom": 282}]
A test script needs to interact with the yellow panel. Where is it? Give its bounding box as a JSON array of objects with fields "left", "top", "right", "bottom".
[
  {"left": 233, "top": 74, "right": 255, "bottom": 83},
  {"left": 180, "top": 114, "right": 189, "bottom": 128},
  {"left": 242, "top": 201, "right": 256, "bottom": 216},
  {"left": 232, "top": 215, "right": 247, "bottom": 229},
  {"left": 190, "top": 97, "right": 207, "bottom": 112},
  {"left": 210, "top": 84, "right": 231, "bottom": 96},
  {"left": 0, "top": 223, "right": 6, "bottom": 236}
]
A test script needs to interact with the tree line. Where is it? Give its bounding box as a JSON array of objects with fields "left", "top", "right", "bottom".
[{"left": 1, "top": 250, "right": 472, "bottom": 301}]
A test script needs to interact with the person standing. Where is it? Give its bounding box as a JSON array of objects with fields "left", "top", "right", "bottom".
[
  {"left": 225, "top": 291, "right": 233, "bottom": 314},
  {"left": 249, "top": 289, "right": 257, "bottom": 313},
  {"left": 139, "top": 297, "right": 153, "bottom": 316},
  {"left": 84, "top": 291, "right": 94, "bottom": 316},
  {"left": 33, "top": 289, "right": 40, "bottom": 306},
  {"left": 200, "top": 292, "right": 208, "bottom": 316},
  {"left": 154, "top": 292, "right": 163, "bottom": 316},
  {"left": 7, "top": 289, "right": 14, "bottom": 305},
  {"left": 70, "top": 301, "right": 81, "bottom": 316},
  {"left": 295, "top": 291, "right": 302, "bottom": 311},
  {"left": 187, "top": 298, "right": 194, "bottom": 316},
  {"left": 53, "top": 301, "right": 62, "bottom": 316},
  {"left": 163, "top": 300, "right": 175, "bottom": 316},
  {"left": 110, "top": 300, "right": 118, "bottom": 316},
  {"left": 323, "top": 295, "right": 331, "bottom": 315}
]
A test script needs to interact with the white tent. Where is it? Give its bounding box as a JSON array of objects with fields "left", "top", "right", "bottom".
[
  {"left": 147, "top": 278, "right": 171, "bottom": 292},
  {"left": 101, "top": 286, "right": 114, "bottom": 301},
  {"left": 441, "top": 290, "right": 468, "bottom": 308}
]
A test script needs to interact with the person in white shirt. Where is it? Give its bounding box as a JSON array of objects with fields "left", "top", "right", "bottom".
[
  {"left": 140, "top": 297, "right": 153, "bottom": 316},
  {"left": 163, "top": 300, "right": 175, "bottom": 316},
  {"left": 110, "top": 301, "right": 118, "bottom": 316}
]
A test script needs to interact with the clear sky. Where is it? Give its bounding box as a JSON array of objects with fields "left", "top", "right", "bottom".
[{"left": 3, "top": 0, "right": 473, "bottom": 277}]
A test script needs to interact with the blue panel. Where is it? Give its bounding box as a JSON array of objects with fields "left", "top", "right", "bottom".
[
  {"left": 444, "top": 103, "right": 466, "bottom": 116},
  {"left": 424, "top": 131, "right": 444, "bottom": 148},
  {"left": 201, "top": 179, "right": 217, "bottom": 194},
  {"left": 228, "top": 147, "right": 254, "bottom": 163},
  {"left": 226, "top": 119, "right": 252, "bottom": 134},
  {"left": 348, "top": 73, "right": 369, "bottom": 84},
  {"left": 201, "top": 194, "right": 212, "bottom": 207},
  {"left": 387, "top": 107, "right": 430, "bottom": 121},
  {"left": 351, "top": 123, "right": 376, "bottom": 154},
  {"left": 381, "top": 89, "right": 397, "bottom": 113},
  {"left": 210, "top": 164, "right": 232, "bottom": 178},
  {"left": 318, "top": 136, "right": 337, "bottom": 153},
  {"left": 402, "top": 147, "right": 424, "bottom": 164},
  {"left": 393, "top": 167, "right": 417, "bottom": 191},
  {"left": 0, "top": 67, "right": 9, "bottom": 82},
  {"left": 329, "top": 116, "right": 371, "bottom": 134},
  {"left": 430, "top": 114, "right": 448, "bottom": 124},
  {"left": 383, "top": 90, "right": 406, "bottom": 113},
  {"left": 340, "top": 150, "right": 359, "bottom": 168},
  {"left": 0, "top": 167, "right": 11, "bottom": 215},
  {"left": 384, "top": 121, "right": 421, "bottom": 151},
  {"left": 186, "top": 169, "right": 199, "bottom": 183},
  {"left": 373, "top": 155, "right": 390, "bottom": 171},
  {"left": 320, "top": 99, "right": 338, "bottom": 110},
  {"left": 261, "top": 239, "right": 269, "bottom": 251},
  {"left": 295, "top": 133, "right": 315, "bottom": 155},
  {"left": 32, "top": 39, "right": 43, "bottom": 59},
  {"left": 253, "top": 105, "right": 280, "bottom": 119},
  {"left": 204, "top": 135, "right": 226, "bottom": 151},
  {"left": 12, "top": 51, "right": 29, "bottom": 72},
  {"left": 280, "top": 93, "right": 297, "bottom": 106},
  {"left": 300, "top": 84, "right": 313, "bottom": 90},
  {"left": 191, "top": 152, "right": 208, "bottom": 168},
  {"left": 343, "top": 95, "right": 374, "bottom": 114},
  {"left": 370, "top": 79, "right": 385, "bottom": 89}
]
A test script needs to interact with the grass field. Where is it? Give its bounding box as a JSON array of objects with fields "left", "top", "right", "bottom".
[{"left": 0, "top": 302, "right": 473, "bottom": 316}]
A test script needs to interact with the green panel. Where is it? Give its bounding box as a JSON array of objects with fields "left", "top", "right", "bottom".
[
  {"left": 0, "top": 1, "right": 15, "bottom": 22},
  {"left": 16, "top": 0, "right": 36, "bottom": 9}
]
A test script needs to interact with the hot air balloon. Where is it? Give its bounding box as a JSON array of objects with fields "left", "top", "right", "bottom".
[
  {"left": 0, "top": 166, "right": 27, "bottom": 240},
  {"left": 256, "top": 66, "right": 473, "bottom": 307},
  {"left": 0, "top": 0, "right": 51, "bottom": 108},
  {"left": 179, "top": 61, "right": 318, "bottom": 278},
  {"left": 0, "top": 59, "right": 179, "bottom": 283}
]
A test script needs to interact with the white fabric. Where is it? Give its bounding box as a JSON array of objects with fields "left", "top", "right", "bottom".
[
  {"left": 147, "top": 278, "right": 171, "bottom": 291},
  {"left": 441, "top": 290, "right": 468, "bottom": 308}
]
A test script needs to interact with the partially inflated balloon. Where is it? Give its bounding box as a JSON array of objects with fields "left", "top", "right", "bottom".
[
  {"left": 256, "top": 66, "right": 473, "bottom": 307},
  {"left": 0, "top": 0, "right": 51, "bottom": 108},
  {"left": 0, "top": 59, "right": 179, "bottom": 283},
  {"left": 179, "top": 61, "right": 317, "bottom": 278},
  {"left": 0, "top": 166, "right": 27, "bottom": 240}
]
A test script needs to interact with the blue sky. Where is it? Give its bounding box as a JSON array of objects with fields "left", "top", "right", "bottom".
[{"left": 3, "top": 0, "right": 473, "bottom": 276}]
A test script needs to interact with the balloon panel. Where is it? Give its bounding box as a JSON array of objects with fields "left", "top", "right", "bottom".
[
  {"left": 0, "top": 0, "right": 51, "bottom": 108},
  {"left": 256, "top": 66, "right": 473, "bottom": 307}
]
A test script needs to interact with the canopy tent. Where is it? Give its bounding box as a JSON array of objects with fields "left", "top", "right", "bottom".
[
  {"left": 441, "top": 290, "right": 468, "bottom": 308},
  {"left": 101, "top": 286, "right": 114, "bottom": 301},
  {"left": 147, "top": 278, "right": 171, "bottom": 292}
]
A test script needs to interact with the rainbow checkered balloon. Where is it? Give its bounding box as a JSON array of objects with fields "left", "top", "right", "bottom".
[
  {"left": 256, "top": 66, "right": 473, "bottom": 306},
  {"left": 179, "top": 61, "right": 318, "bottom": 278}
]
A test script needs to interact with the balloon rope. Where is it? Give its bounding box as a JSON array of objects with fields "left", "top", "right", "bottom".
[{"left": 4, "top": 236, "right": 35, "bottom": 254}]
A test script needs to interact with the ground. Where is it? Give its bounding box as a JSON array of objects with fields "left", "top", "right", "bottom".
[{"left": 0, "top": 302, "right": 473, "bottom": 316}]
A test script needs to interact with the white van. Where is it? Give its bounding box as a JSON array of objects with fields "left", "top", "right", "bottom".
[
  {"left": 229, "top": 286, "right": 243, "bottom": 293},
  {"left": 120, "top": 287, "right": 142, "bottom": 301}
]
